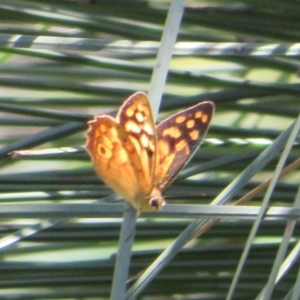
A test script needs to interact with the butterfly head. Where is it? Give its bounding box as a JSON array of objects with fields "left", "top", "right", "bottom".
[{"left": 137, "top": 186, "right": 165, "bottom": 212}]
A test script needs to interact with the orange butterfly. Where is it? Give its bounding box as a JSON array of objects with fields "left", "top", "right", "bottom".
[{"left": 86, "top": 92, "right": 214, "bottom": 213}]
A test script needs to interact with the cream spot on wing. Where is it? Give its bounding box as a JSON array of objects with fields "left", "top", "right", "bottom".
[
  {"left": 143, "top": 123, "right": 154, "bottom": 135},
  {"left": 136, "top": 112, "right": 145, "bottom": 122},
  {"left": 186, "top": 120, "right": 195, "bottom": 129},
  {"left": 162, "top": 127, "right": 181, "bottom": 138},
  {"left": 175, "top": 115, "right": 186, "bottom": 123},
  {"left": 175, "top": 139, "right": 187, "bottom": 151},
  {"left": 202, "top": 114, "right": 208, "bottom": 123},
  {"left": 190, "top": 129, "right": 199, "bottom": 140},
  {"left": 125, "top": 107, "right": 134, "bottom": 117},
  {"left": 119, "top": 148, "right": 128, "bottom": 163},
  {"left": 125, "top": 120, "right": 141, "bottom": 133},
  {"left": 141, "top": 134, "right": 149, "bottom": 148},
  {"left": 195, "top": 111, "right": 202, "bottom": 119}
]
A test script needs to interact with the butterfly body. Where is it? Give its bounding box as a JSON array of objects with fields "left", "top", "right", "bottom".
[{"left": 86, "top": 92, "right": 214, "bottom": 213}]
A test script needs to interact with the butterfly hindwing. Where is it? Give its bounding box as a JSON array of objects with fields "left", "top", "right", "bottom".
[
  {"left": 156, "top": 101, "right": 214, "bottom": 192},
  {"left": 86, "top": 115, "right": 144, "bottom": 202}
]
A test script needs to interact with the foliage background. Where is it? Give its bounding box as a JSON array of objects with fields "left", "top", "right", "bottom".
[{"left": 0, "top": 0, "right": 299, "bottom": 299}]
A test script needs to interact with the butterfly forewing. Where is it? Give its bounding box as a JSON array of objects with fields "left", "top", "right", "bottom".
[
  {"left": 156, "top": 101, "right": 214, "bottom": 192},
  {"left": 116, "top": 92, "right": 157, "bottom": 194}
]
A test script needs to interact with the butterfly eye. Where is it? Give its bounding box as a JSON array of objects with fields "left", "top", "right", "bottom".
[
  {"left": 149, "top": 198, "right": 165, "bottom": 210},
  {"left": 149, "top": 198, "right": 160, "bottom": 209}
]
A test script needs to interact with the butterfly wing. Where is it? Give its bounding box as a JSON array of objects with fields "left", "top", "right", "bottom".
[
  {"left": 86, "top": 92, "right": 158, "bottom": 211},
  {"left": 116, "top": 92, "right": 157, "bottom": 195},
  {"left": 86, "top": 115, "right": 143, "bottom": 202},
  {"left": 156, "top": 101, "right": 214, "bottom": 192}
]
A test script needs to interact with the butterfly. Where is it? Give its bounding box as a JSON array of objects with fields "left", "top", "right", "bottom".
[{"left": 86, "top": 92, "right": 214, "bottom": 213}]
